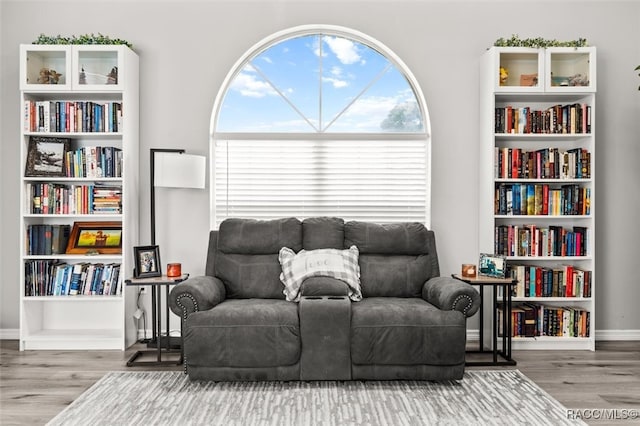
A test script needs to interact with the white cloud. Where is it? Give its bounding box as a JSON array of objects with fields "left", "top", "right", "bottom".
[
  {"left": 330, "top": 66, "right": 342, "bottom": 76},
  {"left": 343, "top": 95, "right": 398, "bottom": 117},
  {"left": 322, "top": 76, "right": 348, "bottom": 88},
  {"left": 324, "top": 37, "right": 361, "bottom": 65},
  {"left": 230, "top": 72, "right": 277, "bottom": 98},
  {"left": 327, "top": 95, "right": 399, "bottom": 131},
  {"left": 261, "top": 56, "right": 273, "bottom": 64}
]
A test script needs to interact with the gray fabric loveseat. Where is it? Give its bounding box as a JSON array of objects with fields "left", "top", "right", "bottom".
[{"left": 169, "top": 217, "right": 480, "bottom": 381}]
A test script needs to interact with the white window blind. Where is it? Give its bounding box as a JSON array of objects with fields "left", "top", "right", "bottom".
[{"left": 213, "top": 138, "right": 428, "bottom": 228}]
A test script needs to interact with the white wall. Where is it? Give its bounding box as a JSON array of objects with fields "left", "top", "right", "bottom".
[{"left": 1, "top": 0, "right": 639, "bottom": 338}]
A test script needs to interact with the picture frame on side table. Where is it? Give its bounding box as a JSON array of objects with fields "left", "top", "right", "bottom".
[
  {"left": 133, "top": 245, "right": 162, "bottom": 278},
  {"left": 479, "top": 253, "right": 507, "bottom": 278},
  {"left": 25, "top": 136, "right": 70, "bottom": 177},
  {"left": 65, "top": 221, "right": 123, "bottom": 254}
]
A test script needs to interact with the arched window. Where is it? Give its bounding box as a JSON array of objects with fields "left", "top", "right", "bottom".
[{"left": 211, "top": 25, "right": 431, "bottom": 228}]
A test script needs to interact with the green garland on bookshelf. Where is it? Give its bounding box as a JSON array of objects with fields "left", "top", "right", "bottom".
[
  {"left": 493, "top": 34, "right": 588, "bottom": 48},
  {"left": 32, "top": 33, "right": 132, "bottom": 49}
]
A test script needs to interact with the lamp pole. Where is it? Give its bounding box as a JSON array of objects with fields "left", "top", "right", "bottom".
[{"left": 150, "top": 148, "right": 185, "bottom": 246}]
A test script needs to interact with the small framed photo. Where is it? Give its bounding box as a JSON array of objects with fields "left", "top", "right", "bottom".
[
  {"left": 133, "top": 245, "right": 162, "bottom": 278},
  {"left": 479, "top": 253, "right": 507, "bottom": 278},
  {"left": 65, "top": 221, "right": 122, "bottom": 254},
  {"left": 25, "top": 136, "right": 70, "bottom": 177}
]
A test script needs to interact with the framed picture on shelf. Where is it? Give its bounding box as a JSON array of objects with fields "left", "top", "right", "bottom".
[
  {"left": 133, "top": 245, "right": 162, "bottom": 278},
  {"left": 65, "top": 221, "right": 123, "bottom": 254},
  {"left": 479, "top": 253, "right": 507, "bottom": 278},
  {"left": 24, "top": 136, "right": 70, "bottom": 177}
]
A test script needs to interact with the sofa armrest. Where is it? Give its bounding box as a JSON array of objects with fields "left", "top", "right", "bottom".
[
  {"left": 300, "top": 277, "right": 350, "bottom": 297},
  {"left": 169, "top": 275, "right": 226, "bottom": 319},
  {"left": 422, "top": 276, "right": 480, "bottom": 318}
]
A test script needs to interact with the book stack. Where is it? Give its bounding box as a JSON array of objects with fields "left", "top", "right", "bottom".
[
  {"left": 495, "top": 103, "right": 591, "bottom": 134},
  {"left": 499, "top": 303, "right": 590, "bottom": 338},
  {"left": 27, "top": 183, "right": 122, "bottom": 215},
  {"left": 495, "top": 224, "right": 588, "bottom": 257},
  {"left": 92, "top": 184, "right": 122, "bottom": 214},
  {"left": 24, "top": 100, "right": 123, "bottom": 133},
  {"left": 65, "top": 146, "right": 123, "bottom": 178},
  {"left": 24, "top": 260, "right": 122, "bottom": 296},
  {"left": 508, "top": 264, "right": 592, "bottom": 298},
  {"left": 495, "top": 147, "right": 590, "bottom": 179},
  {"left": 495, "top": 183, "right": 591, "bottom": 216},
  {"left": 26, "top": 224, "right": 71, "bottom": 255}
]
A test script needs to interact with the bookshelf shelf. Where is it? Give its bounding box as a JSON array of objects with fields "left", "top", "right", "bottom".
[
  {"left": 512, "top": 297, "right": 593, "bottom": 303},
  {"left": 23, "top": 295, "right": 123, "bottom": 302},
  {"left": 495, "top": 215, "right": 590, "bottom": 219},
  {"left": 23, "top": 254, "right": 123, "bottom": 260},
  {"left": 480, "top": 46, "right": 596, "bottom": 350},
  {"left": 19, "top": 44, "right": 139, "bottom": 351}
]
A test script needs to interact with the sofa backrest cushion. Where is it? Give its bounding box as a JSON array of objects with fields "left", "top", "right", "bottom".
[
  {"left": 302, "top": 217, "right": 344, "bottom": 250},
  {"left": 358, "top": 254, "right": 432, "bottom": 297},
  {"left": 344, "top": 221, "right": 439, "bottom": 297},
  {"left": 218, "top": 217, "right": 302, "bottom": 254},
  {"left": 216, "top": 218, "right": 302, "bottom": 298},
  {"left": 344, "top": 221, "right": 431, "bottom": 255}
]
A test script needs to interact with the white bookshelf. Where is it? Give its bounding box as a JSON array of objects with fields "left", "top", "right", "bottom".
[
  {"left": 19, "top": 44, "right": 139, "bottom": 350},
  {"left": 480, "top": 46, "right": 596, "bottom": 351}
]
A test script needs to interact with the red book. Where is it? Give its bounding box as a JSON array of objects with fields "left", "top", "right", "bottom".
[
  {"left": 506, "top": 106, "right": 514, "bottom": 134},
  {"left": 511, "top": 148, "right": 520, "bottom": 178}
]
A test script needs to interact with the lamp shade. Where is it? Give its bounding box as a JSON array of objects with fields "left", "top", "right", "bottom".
[{"left": 153, "top": 152, "right": 206, "bottom": 189}]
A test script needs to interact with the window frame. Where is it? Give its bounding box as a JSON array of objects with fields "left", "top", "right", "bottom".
[{"left": 210, "top": 24, "right": 431, "bottom": 228}]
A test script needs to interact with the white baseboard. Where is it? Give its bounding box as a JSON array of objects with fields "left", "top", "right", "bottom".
[
  {"left": 0, "top": 329, "right": 19, "bottom": 340},
  {"left": 137, "top": 329, "right": 182, "bottom": 340},
  {"left": 467, "top": 329, "right": 640, "bottom": 342},
  {"left": 595, "top": 329, "right": 640, "bottom": 341},
  {"left": 467, "top": 330, "right": 479, "bottom": 342}
]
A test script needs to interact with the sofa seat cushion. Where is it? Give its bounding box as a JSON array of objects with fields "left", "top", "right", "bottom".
[
  {"left": 185, "top": 299, "right": 300, "bottom": 368},
  {"left": 351, "top": 297, "right": 466, "bottom": 366}
]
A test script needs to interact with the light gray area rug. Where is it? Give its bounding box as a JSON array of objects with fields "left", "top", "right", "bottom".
[{"left": 47, "top": 370, "right": 585, "bottom": 426}]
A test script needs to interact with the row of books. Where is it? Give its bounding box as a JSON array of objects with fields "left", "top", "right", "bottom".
[
  {"left": 498, "top": 303, "right": 590, "bottom": 338},
  {"left": 495, "top": 103, "right": 591, "bottom": 134},
  {"left": 507, "top": 264, "right": 592, "bottom": 298},
  {"left": 26, "top": 224, "right": 70, "bottom": 255},
  {"left": 24, "top": 260, "right": 122, "bottom": 296},
  {"left": 495, "top": 225, "right": 589, "bottom": 257},
  {"left": 495, "top": 147, "right": 590, "bottom": 180},
  {"left": 65, "top": 146, "right": 123, "bottom": 178},
  {"left": 23, "top": 100, "right": 123, "bottom": 133},
  {"left": 495, "top": 183, "right": 590, "bottom": 216},
  {"left": 28, "top": 182, "right": 122, "bottom": 215}
]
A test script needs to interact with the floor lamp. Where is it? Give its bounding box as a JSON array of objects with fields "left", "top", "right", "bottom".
[
  {"left": 148, "top": 148, "right": 206, "bottom": 348},
  {"left": 150, "top": 148, "right": 206, "bottom": 245}
]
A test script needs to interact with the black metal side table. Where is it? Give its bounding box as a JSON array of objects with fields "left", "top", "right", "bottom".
[
  {"left": 125, "top": 274, "right": 188, "bottom": 366},
  {"left": 452, "top": 274, "right": 517, "bottom": 366}
]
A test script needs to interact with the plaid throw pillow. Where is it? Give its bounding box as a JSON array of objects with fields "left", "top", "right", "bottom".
[{"left": 279, "top": 245, "right": 362, "bottom": 302}]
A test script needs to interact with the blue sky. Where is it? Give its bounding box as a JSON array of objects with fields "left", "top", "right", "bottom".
[{"left": 217, "top": 34, "right": 423, "bottom": 133}]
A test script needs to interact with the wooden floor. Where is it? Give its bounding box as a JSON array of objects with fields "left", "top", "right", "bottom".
[{"left": 1, "top": 340, "right": 639, "bottom": 425}]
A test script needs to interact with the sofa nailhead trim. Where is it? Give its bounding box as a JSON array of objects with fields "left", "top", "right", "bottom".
[
  {"left": 175, "top": 293, "right": 198, "bottom": 373},
  {"left": 175, "top": 293, "right": 199, "bottom": 319},
  {"left": 452, "top": 294, "right": 473, "bottom": 315}
]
